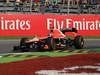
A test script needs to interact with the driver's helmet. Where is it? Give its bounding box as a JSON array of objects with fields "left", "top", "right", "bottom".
[{"left": 50, "top": 26, "right": 54, "bottom": 32}]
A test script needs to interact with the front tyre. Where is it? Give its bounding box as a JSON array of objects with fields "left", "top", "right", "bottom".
[
  {"left": 13, "top": 46, "right": 20, "bottom": 52},
  {"left": 20, "top": 38, "right": 28, "bottom": 45},
  {"left": 74, "top": 36, "right": 84, "bottom": 49},
  {"left": 47, "top": 37, "right": 56, "bottom": 50},
  {"left": 20, "top": 38, "right": 30, "bottom": 52}
]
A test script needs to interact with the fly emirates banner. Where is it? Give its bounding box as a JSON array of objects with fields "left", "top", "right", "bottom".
[{"left": 0, "top": 14, "right": 100, "bottom": 36}]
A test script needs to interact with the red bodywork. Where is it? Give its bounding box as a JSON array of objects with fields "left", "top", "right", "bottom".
[{"left": 26, "top": 29, "right": 77, "bottom": 43}]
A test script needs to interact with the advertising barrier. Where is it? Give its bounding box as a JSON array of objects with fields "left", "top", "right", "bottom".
[{"left": 0, "top": 14, "right": 100, "bottom": 36}]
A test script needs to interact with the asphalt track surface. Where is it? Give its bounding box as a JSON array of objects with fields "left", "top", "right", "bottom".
[{"left": 0, "top": 39, "right": 100, "bottom": 53}]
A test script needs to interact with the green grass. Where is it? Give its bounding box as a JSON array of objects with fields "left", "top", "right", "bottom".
[
  {"left": 83, "top": 36, "right": 100, "bottom": 39},
  {"left": 0, "top": 52, "right": 83, "bottom": 63},
  {"left": 81, "top": 48, "right": 100, "bottom": 52},
  {"left": 25, "top": 52, "right": 83, "bottom": 57},
  {"left": 0, "top": 36, "right": 100, "bottom": 40},
  {"left": 0, "top": 36, "right": 33, "bottom": 40},
  {"left": 0, "top": 57, "right": 31, "bottom": 63},
  {"left": 0, "top": 48, "right": 100, "bottom": 63}
]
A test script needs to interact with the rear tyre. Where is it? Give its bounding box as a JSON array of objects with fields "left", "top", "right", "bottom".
[
  {"left": 47, "top": 37, "right": 56, "bottom": 50},
  {"left": 74, "top": 36, "right": 84, "bottom": 49}
]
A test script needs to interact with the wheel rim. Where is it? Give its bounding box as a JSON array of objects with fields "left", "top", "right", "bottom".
[{"left": 80, "top": 38, "right": 84, "bottom": 47}]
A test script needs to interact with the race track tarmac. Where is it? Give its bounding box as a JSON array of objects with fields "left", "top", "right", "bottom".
[{"left": 0, "top": 39, "right": 100, "bottom": 53}]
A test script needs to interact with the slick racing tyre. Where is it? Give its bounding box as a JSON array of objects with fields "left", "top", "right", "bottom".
[
  {"left": 47, "top": 37, "right": 56, "bottom": 50},
  {"left": 20, "top": 38, "right": 28, "bottom": 45},
  {"left": 13, "top": 46, "right": 20, "bottom": 52},
  {"left": 20, "top": 38, "right": 30, "bottom": 52},
  {"left": 74, "top": 36, "right": 84, "bottom": 49}
]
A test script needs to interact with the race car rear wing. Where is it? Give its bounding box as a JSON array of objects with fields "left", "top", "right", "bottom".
[{"left": 60, "top": 28, "right": 77, "bottom": 34}]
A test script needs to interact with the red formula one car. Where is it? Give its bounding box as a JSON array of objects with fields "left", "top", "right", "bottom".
[{"left": 13, "top": 28, "right": 84, "bottom": 52}]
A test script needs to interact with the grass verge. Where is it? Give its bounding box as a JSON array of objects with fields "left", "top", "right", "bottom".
[
  {"left": 0, "top": 36, "right": 100, "bottom": 40},
  {"left": 0, "top": 36, "right": 33, "bottom": 40},
  {"left": 0, "top": 52, "right": 83, "bottom": 63},
  {"left": 0, "top": 48, "right": 100, "bottom": 63}
]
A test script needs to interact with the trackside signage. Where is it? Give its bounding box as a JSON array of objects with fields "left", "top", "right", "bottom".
[{"left": 0, "top": 14, "right": 100, "bottom": 36}]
